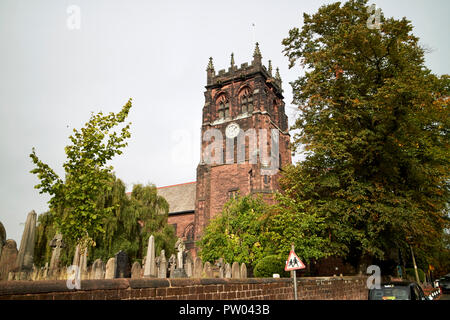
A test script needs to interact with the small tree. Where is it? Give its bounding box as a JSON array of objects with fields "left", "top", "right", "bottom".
[
  {"left": 197, "top": 195, "right": 271, "bottom": 268},
  {"left": 30, "top": 99, "right": 132, "bottom": 253}
]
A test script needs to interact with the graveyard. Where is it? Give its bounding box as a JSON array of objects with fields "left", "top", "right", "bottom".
[{"left": 0, "top": 216, "right": 368, "bottom": 300}]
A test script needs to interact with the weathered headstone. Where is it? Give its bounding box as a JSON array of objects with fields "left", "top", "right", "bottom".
[
  {"left": 105, "top": 257, "right": 116, "bottom": 279},
  {"left": 80, "top": 250, "right": 88, "bottom": 280},
  {"left": 158, "top": 250, "right": 167, "bottom": 278},
  {"left": 225, "top": 263, "right": 232, "bottom": 278},
  {"left": 143, "top": 235, "right": 156, "bottom": 277},
  {"left": 172, "top": 239, "right": 187, "bottom": 278},
  {"left": 114, "top": 250, "right": 130, "bottom": 278},
  {"left": 193, "top": 257, "right": 202, "bottom": 278},
  {"left": 232, "top": 262, "right": 241, "bottom": 279},
  {"left": 216, "top": 258, "right": 224, "bottom": 278},
  {"left": 91, "top": 259, "right": 105, "bottom": 280},
  {"left": 203, "top": 262, "right": 213, "bottom": 278},
  {"left": 175, "top": 238, "right": 185, "bottom": 269},
  {"left": 14, "top": 210, "right": 37, "bottom": 279},
  {"left": 31, "top": 265, "right": 38, "bottom": 281},
  {"left": 72, "top": 244, "right": 88, "bottom": 279},
  {"left": 0, "top": 222, "right": 6, "bottom": 259},
  {"left": 184, "top": 253, "right": 193, "bottom": 278},
  {"left": 72, "top": 244, "right": 80, "bottom": 267},
  {"left": 49, "top": 234, "right": 65, "bottom": 278},
  {"left": 42, "top": 262, "right": 49, "bottom": 280},
  {"left": 131, "top": 261, "right": 142, "bottom": 279},
  {"left": 168, "top": 254, "right": 176, "bottom": 278},
  {"left": 240, "top": 263, "right": 247, "bottom": 279},
  {"left": 0, "top": 239, "right": 18, "bottom": 281}
]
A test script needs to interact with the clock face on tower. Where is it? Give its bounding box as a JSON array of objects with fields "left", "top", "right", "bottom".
[{"left": 225, "top": 122, "right": 240, "bottom": 139}]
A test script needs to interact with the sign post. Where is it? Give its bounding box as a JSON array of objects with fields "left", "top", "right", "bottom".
[{"left": 285, "top": 243, "right": 306, "bottom": 300}]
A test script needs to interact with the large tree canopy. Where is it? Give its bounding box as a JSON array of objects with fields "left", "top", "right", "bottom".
[{"left": 281, "top": 0, "right": 449, "bottom": 266}]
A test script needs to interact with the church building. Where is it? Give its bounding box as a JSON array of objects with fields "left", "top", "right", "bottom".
[{"left": 159, "top": 44, "right": 291, "bottom": 257}]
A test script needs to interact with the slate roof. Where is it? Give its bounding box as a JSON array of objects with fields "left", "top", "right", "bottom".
[{"left": 157, "top": 182, "right": 196, "bottom": 215}]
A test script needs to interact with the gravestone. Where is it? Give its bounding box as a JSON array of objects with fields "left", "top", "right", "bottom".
[
  {"left": 203, "top": 262, "right": 213, "bottom": 278},
  {"left": 240, "top": 263, "right": 247, "bottom": 279},
  {"left": 175, "top": 238, "right": 185, "bottom": 269},
  {"left": 0, "top": 239, "right": 18, "bottom": 281},
  {"left": 91, "top": 259, "right": 105, "bottom": 280},
  {"left": 193, "top": 257, "right": 202, "bottom": 278},
  {"left": 72, "top": 244, "right": 88, "bottom": 279},
  {"left": 72, "top": 244, "right": 80, "bottom": 267},
  {"left": 49, "top": 234, "right": 65, "bottom": 278},
  {"left": 172, "top": 268, "right": 188, "bottom": 278},
  {"left": 14, "top": 210, "right": 37, "bottom": 279},
  {"left": 105, "top": 257, "right": 116, "bottom": 279},
  {"left": 225, "top": 263, "right": 232, "bottom": 279},
  {"left": 184, "top": 253, "right": 193, "bottom": 278},
  {"left": 143, "top": 235, "right": 156, "bottom": 277},
  {"left": 232, "top": 262, "right": 241, "bottom": 279},
  {"left": 131, "top": 261, "right": 142, "bottom": 279},
  {"left": 172, "top": 239, "right": 187, "bottom": 278},
  {"left": 114, "top": 250, "right": 130, "bottom": 278},
  {"left": 42, "top": 262, "right": 49, "bottom": 280},
  {"left": 0, "top": 222, "right": 6, "bottom": 259},
  {"left": 31, "top": 265, "right": 38, "bottom": 281},
  {"left": 216, "top": 258, "right": 224, "bottom": 278},
  {"left": 158, "top": 250, "right": 167, "bottom": 278},
  {"left": 168, "top": 254, "right": 176, "bottom": 278}
]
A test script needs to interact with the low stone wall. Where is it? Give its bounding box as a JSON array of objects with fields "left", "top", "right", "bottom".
[{"left": 0, "top": 276, "right": 368, "bottom": 300}]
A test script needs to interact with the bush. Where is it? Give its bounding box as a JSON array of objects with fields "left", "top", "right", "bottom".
[
  {"left": 406, "top": 268, "right": 426, "bottom": 283},
  {"left": 254, "top": 255, "right": 289, "bottom": 278}
]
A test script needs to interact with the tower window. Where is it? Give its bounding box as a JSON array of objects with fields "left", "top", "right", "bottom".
[
  {"left": 228, "top": 189, "right": 239, "bottom": 199},
  {"left": 217, "top": 94, "right": 230, "bottom": 120},
  {"left": 239, "top": 87, "right": 253, "bottom": 114},
  {"left": 218, "top": 102, "right": 230, "bottom": 119}
]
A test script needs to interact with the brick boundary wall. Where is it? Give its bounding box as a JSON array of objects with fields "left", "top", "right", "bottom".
[{"left": 0, "top": 276, "right": 368, "bottom": 300}]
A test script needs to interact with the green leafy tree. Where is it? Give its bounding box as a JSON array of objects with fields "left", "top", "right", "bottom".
[
  {"left": 282, "top": 0, "right": 449, "bottom": 267},
  {"left": 269, "top": 190, "right": 332, "bottom": 263},
  {"left": 34, "top": 176, "right": 178, "bottom": 266},
  {"left": 124, "top": 183, "right": 176, "bottom": 262},
  {"left": 198, "top": 195, "right": 272, "bottom": 268},
  {"left": 30, "top": 99, "right": 132, "bottom": 252}
]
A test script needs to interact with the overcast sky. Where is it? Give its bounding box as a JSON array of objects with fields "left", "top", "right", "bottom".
[{"left": 0, "top": 0, "right": 449, "bottom": 244}]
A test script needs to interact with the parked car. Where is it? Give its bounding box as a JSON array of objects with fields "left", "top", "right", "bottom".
[
  {"left": 368, "top": 281, "right": 430, "bottom": 300},
  {"left": 438, "top": 276, "right": 450, "bottom": 294}
]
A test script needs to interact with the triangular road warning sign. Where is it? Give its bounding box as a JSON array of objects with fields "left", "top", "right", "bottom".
[{"left": 285, "top": 250, "right": 306, "bottom": 271}]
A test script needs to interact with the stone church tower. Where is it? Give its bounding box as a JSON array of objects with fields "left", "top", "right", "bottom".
[{"left": 193, "top": 44, "right": 292, "bottom": 247}]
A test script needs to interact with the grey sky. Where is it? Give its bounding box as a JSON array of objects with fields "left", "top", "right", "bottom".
[{"left": 0, "top": 0, "right": 448, "bottom": 244}]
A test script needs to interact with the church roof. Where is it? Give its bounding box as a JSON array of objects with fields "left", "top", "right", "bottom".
[{"left": 157, "top": 182, "right": 196, "bottom": 215}]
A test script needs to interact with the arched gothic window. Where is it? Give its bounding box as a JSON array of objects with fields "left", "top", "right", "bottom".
[
  {"left": 217, "top": 94, "right": 229, "bottom": 120},
  {"left": 239, "top": 87, "right": 253, "bottom": 114},
  {"left": 183, "top": 223, "right": 195, "bottom": 241}
]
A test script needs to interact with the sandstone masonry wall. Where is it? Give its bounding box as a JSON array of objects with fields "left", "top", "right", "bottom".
[{"left": 0, "top": 276, "right": 368, "bottom": 300}]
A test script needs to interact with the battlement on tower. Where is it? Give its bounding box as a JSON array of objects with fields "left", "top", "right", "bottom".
[{"left": 206, "top": 43, "right": 283, "bottom": 94}]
